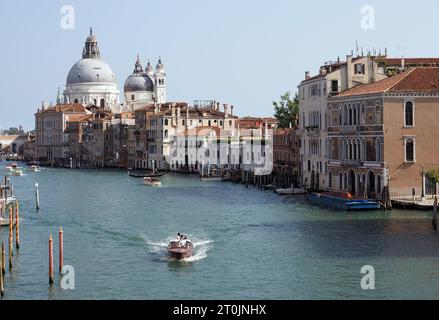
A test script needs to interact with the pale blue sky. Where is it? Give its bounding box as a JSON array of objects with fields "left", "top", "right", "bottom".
[{"left": 0, "top": 0, "right": 438, "bottom": 130}]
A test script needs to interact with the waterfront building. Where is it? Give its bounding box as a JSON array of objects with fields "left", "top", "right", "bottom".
[
  {"left": 0, "top": 135, "right": 28, "bottom": 157},
  {"left": 327, "top": 67, "right": 439, "bottom": 198},
  {"left": 297, "top": 52, "right": 439, "bottom": 190},
  {"left": 298, "top": 53, "right": 389, "bottom": 190},
  {"left": 104, "top": 112, "right": 135, "bottom": 168},
  {"left": 35, "top": 103, "right": 88, "bottom": 165},
  {"left": 135, "top": 101, "right": 237, "bottom": 171},
  {"left": 272, "top": 127, "right": 300, "bottom": 187},
  {"left": 80, "top": 109, "right": 113, "bottom": 168}
]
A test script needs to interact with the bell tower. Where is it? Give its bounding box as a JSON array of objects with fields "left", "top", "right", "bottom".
[{"left": 154, "top": 57, "right": 166, "bottom": 103}]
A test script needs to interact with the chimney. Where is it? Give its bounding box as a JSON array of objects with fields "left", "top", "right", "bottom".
[
  {"left": 230, "top": 105, "right": 234, "bottom": 116},
  {"left": 401, "top": 58, "right": 405, "bottom": 71},
  {"left": 346, "top": 54, "right": 353, "bottom": 89},
  {"left": 223, "top": 104, "right": 230, "bottom": 117},
  {"left": 305, "top": 71, "right": 310, "bottom": 80}
]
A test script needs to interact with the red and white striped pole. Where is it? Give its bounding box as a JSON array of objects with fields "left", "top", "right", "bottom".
[
  {"left": 48, "top": 234, "right": 54, "bottom": 285},
  {"left": 59, "top": 227, "right": 63, "bottom": 273}
]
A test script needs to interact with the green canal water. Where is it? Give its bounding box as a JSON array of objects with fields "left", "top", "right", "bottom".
[{"left": 1, "top": 162, "right": 439, "bottom": 300}]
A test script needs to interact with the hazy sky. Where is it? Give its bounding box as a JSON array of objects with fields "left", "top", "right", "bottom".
[{"left": 0, "top": 0, "right": 438, "bottom": 130}]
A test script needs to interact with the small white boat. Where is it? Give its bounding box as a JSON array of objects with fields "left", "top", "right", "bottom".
[
  {"left": 275, "top": 187, "right": 306, "bottom": 195},
  {"left": 11, "top": 168, "right": 23, "bottom": 176},
  {"left": 5, "top": 163, "right": 18, "bottom": 171},
  {"left": 29, "top": 165, "right": 40, "bottom": 172},
  {"left": 143, "top": 177, "right": 161, "bottom": 187}
]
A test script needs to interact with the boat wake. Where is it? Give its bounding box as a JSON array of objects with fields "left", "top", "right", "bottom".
[{"left": 146, "top": 235, "right": 213, "bottom": 262}]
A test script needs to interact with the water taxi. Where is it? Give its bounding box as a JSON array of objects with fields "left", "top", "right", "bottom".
[
  {"left": 168, "top": 239, "right": 193, "bottom": 260},
  {"left": 143, "top": 177, "right": 161, "bottom": 187}
]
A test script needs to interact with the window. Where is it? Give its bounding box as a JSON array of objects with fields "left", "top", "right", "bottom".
[
  {"left": 354, "top": 64, "right": 365, "bottom": 75},
  {"left": 331, "top": 80, "right": 338, "bottom": 93},
  {"left": 405, "top": 138, "right": 415, "bottom": 162},
  {"left": 405, "top": 101, "right": 414, "bottom": 127},
  {"left": 131, "top": 95, "right": 135, "bottom": 101}
]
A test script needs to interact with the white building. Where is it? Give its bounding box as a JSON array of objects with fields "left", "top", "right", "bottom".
[{"left": 63, "top": 29, "right": 120, "bottom": 112}]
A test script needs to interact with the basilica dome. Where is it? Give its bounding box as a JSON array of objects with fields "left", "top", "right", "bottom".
[{"left": 67, "top": 58, "right": 117, "bottom": 85}]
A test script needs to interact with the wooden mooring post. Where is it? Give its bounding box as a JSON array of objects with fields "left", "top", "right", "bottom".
[
  {"left": 48, "top": 234, "right": 54, "bottom": 285},
  {"left": 433, "top": 196, "right": 437, "bottom": 231},
  {"left": 1, "top": 242, "right": 5, "bottom": 275},
  {"left": 15, "top": 201, "right": 20, "bottom": 249},
  {"left": 0, "top": 243, "right": 3, "bottom": 297},
  {"left": 8, "top": 206, "right": 13, "bottom": 270},
  {"left": 59, "top": 227, "right": 63, "bottom": 273}
]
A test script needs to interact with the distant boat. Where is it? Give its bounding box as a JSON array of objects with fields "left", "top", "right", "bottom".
[
  {"left": 275, "top": 187, "right": 306, "bottom": 195},
  {"left": 5, "top": 163, "right": 18, "bottom": 171},
  {"left": 128, "top": 170, "right": 167, "bottom": 178},
  {"left": 143, "top": 177, "right": 162, "bottom": 187},
  {"left": 28, "top": 165, "right": 40, "bottom": 172},
  {"left": 167, "top": 239, "right": 193, "bottom": 260},
  {"left": 11, "top": 168, "right": 23, "bottom": 176}
]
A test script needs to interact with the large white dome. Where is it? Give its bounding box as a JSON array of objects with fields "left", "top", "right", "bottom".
[{"left": 67, "top": 58, "right": 117, "bottom": 85}]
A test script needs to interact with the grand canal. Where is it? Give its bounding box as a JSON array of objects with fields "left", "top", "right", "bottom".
[{"left": 1, "top": 162, "right": 439, "bottom": 299}]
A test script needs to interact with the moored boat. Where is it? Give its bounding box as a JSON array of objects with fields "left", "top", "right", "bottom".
[
  {"left": 143, "top": 177, "right": 161, "bottom": 186},
  {"left": 167, "top": 239, "right": 194, "bottom": 260},
  {"left": 275, "top": 186, "right": 306, "bottom": 195},
  {"left": 306, "top": 192, "right": 381, "bottom": 211},
  {"left": 200, "top": 175, "right": 223, "bottom": 182}
]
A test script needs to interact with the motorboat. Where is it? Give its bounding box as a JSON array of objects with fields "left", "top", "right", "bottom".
[
  {"left": 29, "top": 165, "right": 40, "bottom": 172},
  {"left": 275, "top": 187, "right": 306, "bottom": 195},
  {"left": 167, "top": 239, "right": 194, "bottom": 260},
  {"left": 143, "top": 177, "right": 161, "bottom": 186},
  {"left": 5, "top": 163, "right": 18, "bottom": 171},
  {"left": 11, "top": 168, "right": 23, "bottom": 176}
]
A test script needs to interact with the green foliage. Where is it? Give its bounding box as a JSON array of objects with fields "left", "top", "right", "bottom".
[
  {"left": 273, "top": 91, "right": 299, "bottom": 128},
  {"left": 426, "top": 169, "right": 439, "bottom": 184}
]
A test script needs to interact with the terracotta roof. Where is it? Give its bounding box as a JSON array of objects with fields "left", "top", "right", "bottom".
[
  {"left": 66, "top": 114, "right": 93, "bottom": 123},
  {"left": 37, "top": 103, "right": 86, "bottom": 114},
  {"left": 382, "top": 58, "right": 439, "bottom": 67},
  {"left": 334, "top": 67, "right": 439, "bottom": 98}
]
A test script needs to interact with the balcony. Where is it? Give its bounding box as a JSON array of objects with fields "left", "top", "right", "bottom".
[
  {"left": 340, "top": 125, "right": 360, "bottom": 135},
  {"left": 341, "top": 159, "right": 362, "bottom": 167},
  {"left": 305, "top": 126, "right": 320, "bottom": 137}
]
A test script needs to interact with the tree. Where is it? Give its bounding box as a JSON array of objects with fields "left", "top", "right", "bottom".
[
  {"left": 426, "top": 169, "right": 439, "bottom": 184},
  {"left": 273, "top": 91, "right": 299, "bottom": 128}
]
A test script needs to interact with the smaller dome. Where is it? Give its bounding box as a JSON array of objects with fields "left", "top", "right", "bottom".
[
  {"left": 145, "top": 61, "right": 154, "bottom": 76},
  {"left": 124, "top": 73, "right": 154, "bottom": 92},
  {"left": 156, "top": 58, "right": 165, "bottom": 74}
]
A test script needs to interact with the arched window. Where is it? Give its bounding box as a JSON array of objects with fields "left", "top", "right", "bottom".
[
  {"left": 131, "top": 95, "right": 135, "bottom": 101},
  {"left": 164, "top": 119, "right": 168, "bottom": 126},
  {"left": 74, "top": 99, "right": 79, "bottom": 104},
  {"left": 405, "top": 138, "right": 415, "bottom": 162},
  {"left": 164, "top": 130, "right": 168, "bottom": 138},
  {"left": 405, "top": 101, "right": 414, "bottom": 127},
  {"left": 100, "top": 99, "right": 105, "bottom": 108}
]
